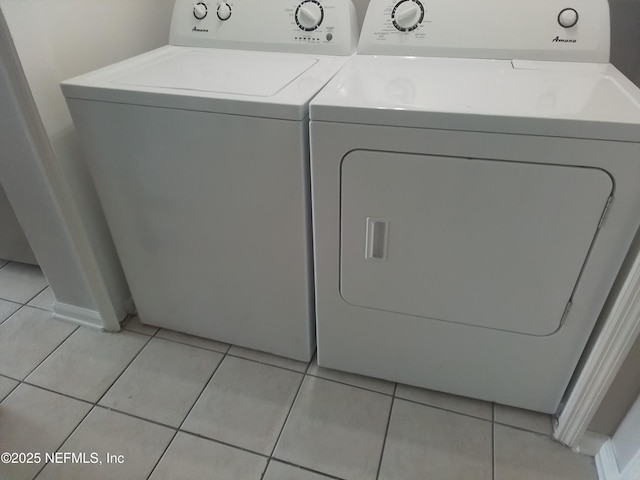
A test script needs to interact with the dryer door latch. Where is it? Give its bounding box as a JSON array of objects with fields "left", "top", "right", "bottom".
[
  {"left": 559, "top": 300, "right": 573, "bottom": 328},
  {"left": 598, "top": 195, "right": 614, "bottom": 229}
]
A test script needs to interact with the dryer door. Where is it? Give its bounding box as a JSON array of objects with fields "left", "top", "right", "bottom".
[{"left": 340, "top": 150, "right": 613, "bottom": 336}]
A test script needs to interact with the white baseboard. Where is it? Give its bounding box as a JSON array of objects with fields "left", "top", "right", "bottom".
[
  {"left": 595, "top": 439, "right": 640, "bottom": 480},
  {"left": 53, "top": 301, "right": 103, "bottom": 330},
  {"left": 623, "top": 449, "right": 640, "bottom": 480},
  {"left": 574, "top": 431, "right": 610, "bottom": 457},
  {"left": 596, "top": 440, "right": 620, "bottom": 480}
]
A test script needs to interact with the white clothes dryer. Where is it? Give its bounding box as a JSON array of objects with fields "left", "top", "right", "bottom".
[
  {"left": 309, "top": 0, "right": 640, "bottom": 411},
  {"left": 62, "top": 0, "right": 358, "bottom": 361}
]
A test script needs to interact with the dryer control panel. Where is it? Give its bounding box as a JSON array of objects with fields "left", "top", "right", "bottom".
[
  {"left": 170, "top": 0, "right": 358, "bottom": 55},
  {"left": 358, "top": 0, "right": 610, "bottom": 62}
]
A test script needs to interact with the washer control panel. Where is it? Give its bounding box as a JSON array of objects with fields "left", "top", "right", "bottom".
[
  {"left": 358, "top": 0, "right": 610, "bottom": 62},
  {"left": 170, "top": 0, "right": 358, "bottom": 55}
]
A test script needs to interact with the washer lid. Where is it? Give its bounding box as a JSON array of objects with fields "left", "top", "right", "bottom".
[
  {"left": 310, "top": 56, "right": 640, "bottom": 142},
  {"left": 62, "top": 46, "right": 350, "bottom": 120},
  {"left": 113, "top": 50, "right": 317, "bottom": 97}
]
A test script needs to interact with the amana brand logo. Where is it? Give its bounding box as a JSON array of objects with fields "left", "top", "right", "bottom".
[
  {"left": 552, "top": 36, "right": 577, "bottom": 43},
  {"left": 192, "top": 26, "right": 209, "bottom": 32}
]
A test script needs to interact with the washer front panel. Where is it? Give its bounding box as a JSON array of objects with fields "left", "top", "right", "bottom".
[
  {"left": 68, "top": 99, "right": 316, "bottom": 361},
  {"left": 340, "top": 150, "right": 612, "bottom": 336}
]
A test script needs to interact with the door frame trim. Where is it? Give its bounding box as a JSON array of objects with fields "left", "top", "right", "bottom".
[{"left": 554, "top": 245, "right": 640, "bottom": 447}]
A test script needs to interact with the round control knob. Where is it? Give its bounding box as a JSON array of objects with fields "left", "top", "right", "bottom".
[
  {"left": 193, "top": 2, "right": 208, "bottom": 20},
  {"left": 217, "top": 2, "right": 231, "bottom": 20},
  {"left": 295, "top": 0, "right": 324, "bottom": 31},
  {"left": 392, "top": 0, "right": 425, "bottom": 32},
  {"left": 558, "top": 8, "right": 578, "bottom": 28}
]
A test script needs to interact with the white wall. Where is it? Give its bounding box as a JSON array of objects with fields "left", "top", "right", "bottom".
[
  {"left": 0, "top": 11, "right": 97, "bottom": 312},
  {"left": 613, "top": 393, "right": 640, "bottom": 473},
  {"left": 352, "top": 0, "right": 369, "bottom": 30},
  {"left": 0, "top": 0, "right": 174, "bottom": 327},
  {"left": 589, "top": 334, "right": 640, "bottom": 435},
  {"left": 609, "top": 0, "right": 640, "bottom": 85},
  {"left": 0, "top": 183, "right": 36, "bottom": 264}
]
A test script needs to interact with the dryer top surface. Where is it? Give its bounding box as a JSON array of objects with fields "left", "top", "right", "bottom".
[{"left": 310, "top": 55, "right": 640, "bottom": 141}]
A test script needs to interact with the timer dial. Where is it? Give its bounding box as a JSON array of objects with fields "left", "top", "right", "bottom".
[
  {"left": 392, "top": 0, "right": 425, "bottom": 32},
  {"left": 557, "top": 8, "right": 578, "bottom": 28},
  {"left": 193, "top": 2, "right": 208, "bottom": 20},
  {"left": 217, "top": 2, "right": 232, "bottom": 20},
  {"left": 295, "top": 0, "right": 324, "bottom": 31}
]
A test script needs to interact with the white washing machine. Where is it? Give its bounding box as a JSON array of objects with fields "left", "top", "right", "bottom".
[
  {"left": 61, "top": 0, "right": 358, "bottom": 361},
  {"left": 310, "top": 0, "right": 640, "bottom": 411}
]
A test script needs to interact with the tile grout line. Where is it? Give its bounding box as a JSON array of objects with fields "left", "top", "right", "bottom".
[
  {"left": 0, "top": 296, "right": 22, "bottom": 304},
  {"left": 492, "top": 402, "right": 496, "bottom": 480},
  {"left": 21, "top": 321, "right": 80, "bottom": 383},
  {"left": 130, "top": 323, "right": 308, "bottom": 374},
  {"left": 0, "top": 377, "right": 20, "bottom": 404},
  {"left": 260, "top": 352, "right": 316, "bottom": 480},
  {"left": 375, "top": 383, "right": 397, "bottom": 480},
  {"left": 395, "top": 395, "right": 494, "bottom": 424},
  {"left": 20, "top": 381, "right": 95, "bottom": 407},
  {"left": 0, "top": 297, "right": 22, "bottom": 307},
  {"left": 94, "top": 333, "right": 156, "bottom": 407},
  {"left": 0, "top": 372, "right": 22, "bottom": 382},
  {"left": 31, "top": 330, "right": 157, "bottom": 478},
  {"left": 140, "top": 419, "right": 181, "bottom": 479},
  {"left": 268, "top": 458, "right": 349, "bottom": 480},
  {"left": 224, "top": 352, "right": 307, "bottom": 374},
  {"left": 144, "top": 342, "right": 230, "bottom": 480},
  {"left": 30, "top": 398, "right": 94, "bottom": 479},
  {"left": 492, "top": 419, "right": 497, "bottom": 480},
  {"left": 260, "top": 458, "right": 272, "bottom": 480},
  {"left": 150, "top": 335, "right": 230, "bottom": 355},
  {"left": 260, "top": 352, "right": 314, "bottom": 479},
  {"left": 305, "top": 372, "right": 396, "bottom": 397},
  {"left": 172, "top": 430, "right": 270, "bottom": 459},
  {"left": 493, "top": 422, "right": 554, "bottom": 438},
  {"left": 23, "top": 285, "right": 49, "bottom": 307},
  {"left": 0, "top": 301, "right": 27, "bottom": 327},
  {"left": 27, "top": 304, "right": 55, "bottom": 313}
]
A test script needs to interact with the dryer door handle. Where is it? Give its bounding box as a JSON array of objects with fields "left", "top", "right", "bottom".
[{"left": 365, "top": 217, "right": 389, "bottom": 262}]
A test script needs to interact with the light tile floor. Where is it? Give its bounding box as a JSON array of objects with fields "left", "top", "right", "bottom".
[{"left": 0, "top": 260, "right": 599, "bottom": 480}]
